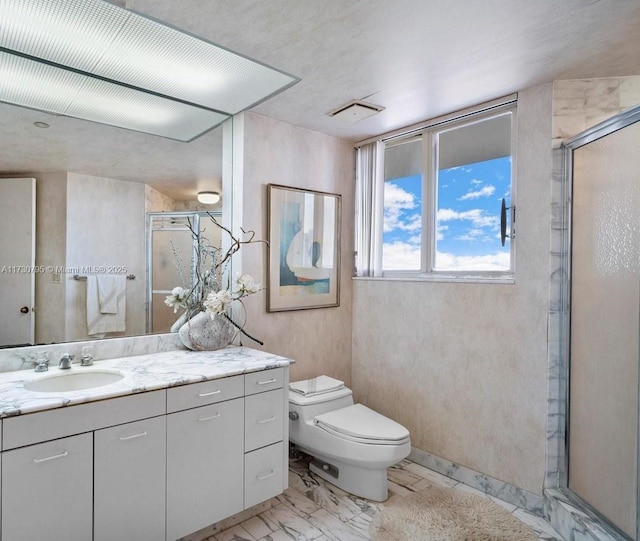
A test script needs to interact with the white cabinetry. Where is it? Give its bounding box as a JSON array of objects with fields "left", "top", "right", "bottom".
[
  {"left": 94, "top": 415, "right": 167, "bottom": 541},
  {"left": 0, "top": 365, "right": 289, "bottom": 541},
  {"left": 2, "top": 432, "right": 93, "bottom": 541},
  {"left": 244, "top": 369, "right": 287, "bottom": 509},
  {"left": 1, "top": 391, "right": 164, "bottom": 541}
]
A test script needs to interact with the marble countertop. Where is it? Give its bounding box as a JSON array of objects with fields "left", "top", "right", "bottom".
[{"left": 0, "top": 346, "right": 292, "bottom": 418}]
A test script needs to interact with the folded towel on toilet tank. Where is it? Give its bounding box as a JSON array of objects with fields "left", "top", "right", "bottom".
[{"left": 289, "top": 375, "right": 345, "bottom": 396}]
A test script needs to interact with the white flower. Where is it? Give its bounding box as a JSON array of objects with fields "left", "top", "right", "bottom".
[
  {"left": 236, "top": 274, "right": 261, "bottom": 295},
  {"left": 203, "top": 289, "right": 233, "bottom": 315},
  {"left": 165, "top": 286, "right": 188, "bottom": 313}
]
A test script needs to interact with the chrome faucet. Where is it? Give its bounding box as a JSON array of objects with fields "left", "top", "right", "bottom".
[{"left": 59, "top": 353, "right": 74, "bottom": 369}]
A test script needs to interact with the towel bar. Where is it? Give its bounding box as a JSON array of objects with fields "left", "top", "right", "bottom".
[{"left": 73, "top": 274, "right": 135, "bottom": 281}]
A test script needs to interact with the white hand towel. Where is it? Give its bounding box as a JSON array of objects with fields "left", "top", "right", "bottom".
[
  {"left": 96, "top": 275, "right": 122, "bottom": 314},
  {"left": 86, "top": 275, "right": 126, "bottom": 336},
  {"left": 289, "top": 375, "right": 344, "bottom": 396}
]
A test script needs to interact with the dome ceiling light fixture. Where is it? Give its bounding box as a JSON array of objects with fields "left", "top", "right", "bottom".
[
  {"left": 197, "top": 191, "right": 221, "bottom": 205},
  {"left": 0, "top": 0, "right": 299, "bottom": 142}
]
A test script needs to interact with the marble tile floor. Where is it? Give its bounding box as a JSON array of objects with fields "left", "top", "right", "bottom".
[{"left": 208, "top": 455, "right": 564, "bottom": 541}]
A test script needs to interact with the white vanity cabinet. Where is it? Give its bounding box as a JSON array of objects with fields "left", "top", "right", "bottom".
[
  {"left": 2, "top": 432, "right": 93, "bottom": 541},
  {"left": 0, "top": 363, "right": 290, "bottom": 541},
  {"left": 94, "top": 415, "right": 167, "bottom": 541}
]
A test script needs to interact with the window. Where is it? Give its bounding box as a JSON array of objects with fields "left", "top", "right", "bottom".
[{"left": 356, "top": 100, "right": 515, "bottom": 280}]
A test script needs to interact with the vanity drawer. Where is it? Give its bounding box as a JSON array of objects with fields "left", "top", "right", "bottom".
[
  {"left": 244, "top": 441, "right": 284, "bottom": 509},
  {"left": 3, "top": 390, "right": 165, "bottom": 450},
  {"left": 244, "top": 388, "right": 284, "bottom": 452},
  {"left": 167, "top": 374, "right": 244, "bottom": 413},
  {"left": 245, "top": 368, "right": 284, "bottom": 396}
]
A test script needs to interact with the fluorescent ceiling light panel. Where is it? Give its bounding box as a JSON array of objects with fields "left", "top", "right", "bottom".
[
  {"left": 0, "top": 0, "right": 299, "bottom": 140},
  {"left": 0, "top": 50, "right": 228, "bottom": 141}
]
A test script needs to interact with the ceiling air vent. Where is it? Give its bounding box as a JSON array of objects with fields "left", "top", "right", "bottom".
[{"left": 328, "top": 100, "right": 384, "bottom": 123}]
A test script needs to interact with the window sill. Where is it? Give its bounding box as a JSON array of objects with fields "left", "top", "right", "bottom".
[{"left": 352, "top": 273, "right": 515, "bottom": 285}]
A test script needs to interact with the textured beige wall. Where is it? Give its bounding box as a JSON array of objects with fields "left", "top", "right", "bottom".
[
  {"left": 240, "top": 112, "right": 355, "bottom": 386},
  {"left": 352, "top": 83, "right": 553, "bottom": 495},
  {"left": 65, "top": 173, "right": 146, "bottom": 341},
  {"left": 144, "top": 184, "right": 175, "bottom": 212},
  {"left": 34, "top": 172, "right": 68, "bottom": 344}
]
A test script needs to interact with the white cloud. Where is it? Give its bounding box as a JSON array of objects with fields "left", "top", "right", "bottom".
[
  {"left": 382, "top": 241, "right": 421, "bottom": 270},
  {"left": 470, "top": 179, "right": 482, "bottom": 185},
  {"left": 435, "top": 251, "right": 510, "bottom": 271},
  {"left": 458, "top": 185, "right": 496, "bottom": 201},
  {"left": 437, "top": 208, "right": 499, "bottom": 229},
  {"left": 384, "top": 183, "right": 421, "bottom": 233},
  {"left": 455, "top": 229, "right": 491, "bottom": 242}
]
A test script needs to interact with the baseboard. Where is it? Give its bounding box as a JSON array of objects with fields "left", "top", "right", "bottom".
[{"left": 408, "top": 446, "right": 545, "bottom": 516}]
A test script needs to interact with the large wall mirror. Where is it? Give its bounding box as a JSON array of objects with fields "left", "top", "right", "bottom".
[{"left": 0, "top": 100, "right": 229, "bottom": 348}]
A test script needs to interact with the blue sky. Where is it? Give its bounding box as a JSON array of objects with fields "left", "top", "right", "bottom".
[{"left": 383, "top": 156, "right": 511, "bottom": 271}]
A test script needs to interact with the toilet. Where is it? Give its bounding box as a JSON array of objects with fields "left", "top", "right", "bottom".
[{"left": 288, "top": 375, "right": 411, "bottom": 501}]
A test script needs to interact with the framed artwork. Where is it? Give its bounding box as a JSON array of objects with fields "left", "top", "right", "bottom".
[{"left": 267, "top": 184, "right": 341, "bottom": 311}]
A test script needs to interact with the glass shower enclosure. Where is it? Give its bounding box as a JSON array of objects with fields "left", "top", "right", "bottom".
[
  {"left": 562, "top": 105, "right": 640, "bottom": 540},
  {"left": 146, "top": 212, "right": 221, "bottom": 334}
]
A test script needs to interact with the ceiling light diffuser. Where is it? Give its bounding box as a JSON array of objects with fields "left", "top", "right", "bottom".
[{"left": 0, "top": 0, "right": 299, "bottom": 141}]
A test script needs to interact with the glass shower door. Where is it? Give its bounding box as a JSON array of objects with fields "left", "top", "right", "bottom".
[
  {"left": 568, "top": 117, "right": 640, "bottom": 540},
  {"left": 147, "top": 213, "right": 199, "bottom": 334}
]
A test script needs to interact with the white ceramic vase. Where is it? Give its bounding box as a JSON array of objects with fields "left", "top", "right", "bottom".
[{"left": 178, "top": 311, "right": 235, "bottom": 351}]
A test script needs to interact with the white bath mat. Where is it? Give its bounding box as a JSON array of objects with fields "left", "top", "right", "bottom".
[{"left": 370, "top": 485, "right": 538, "bottom": 541}]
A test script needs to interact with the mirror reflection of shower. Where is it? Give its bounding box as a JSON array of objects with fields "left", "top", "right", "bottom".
[{"left": 146, "top": 212, "right": 221, "bottom": 334}]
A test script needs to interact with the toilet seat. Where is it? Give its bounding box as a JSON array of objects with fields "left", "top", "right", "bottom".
[{"left": 314, "top": 404, "right": 410, "bottom": 445}]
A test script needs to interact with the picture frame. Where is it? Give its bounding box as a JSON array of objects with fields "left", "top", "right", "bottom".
[{"left": 267, "top": 184, "right": 341, "bottom": 312}]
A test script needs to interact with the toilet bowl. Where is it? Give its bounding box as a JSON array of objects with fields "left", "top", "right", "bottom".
[{"left": 289, "top": 376, "right": 411, "bottom": 501}]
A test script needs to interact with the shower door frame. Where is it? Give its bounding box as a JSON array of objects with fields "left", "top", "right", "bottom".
[{"left": 560, "top": 104, "right": 640, "bottom": 541}]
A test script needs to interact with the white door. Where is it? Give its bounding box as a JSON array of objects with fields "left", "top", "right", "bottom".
[{"left": 0, "top": 177, "right": 36, "bottom": 346}]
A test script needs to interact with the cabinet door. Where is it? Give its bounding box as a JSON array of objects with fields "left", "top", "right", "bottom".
[
  {"left": 166, "top": 398, "right": 244, "bottom": 541},
  {"left": 94, "top": 415, "right": 166, "bottom": 541},
  {"left": 2, "top": 432, "right": 93, "bottom": 541}
]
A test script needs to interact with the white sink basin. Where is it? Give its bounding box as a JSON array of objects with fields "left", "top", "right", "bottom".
[{"left": 24, "top": 370, "right": 124, "bottom": 393}]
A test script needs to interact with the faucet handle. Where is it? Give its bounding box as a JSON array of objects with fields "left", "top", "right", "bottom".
[
  {"left": 80, "top": 346, "right": 94, "bottom": 366},
  {"left": 33, "top": 352, "right": 50, "bottom": 372}
]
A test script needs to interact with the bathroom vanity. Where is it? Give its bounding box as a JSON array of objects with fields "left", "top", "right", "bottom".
[{"left": 0, "top": 346, "right": 291, "bottom": 541}]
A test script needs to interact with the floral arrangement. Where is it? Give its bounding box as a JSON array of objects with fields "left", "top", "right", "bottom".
[{"left": 165, "top": 214, "right": 266, "bottom": 345}]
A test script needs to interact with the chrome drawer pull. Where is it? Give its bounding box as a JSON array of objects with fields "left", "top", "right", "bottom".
[
  {"left": 33, "top": 450, "right": 68, "bottom": 463},
  {"left": 119, "top": 431, "right": 148, "bottom": 441},
  {"left": 257, "top": 470, "right": 276, "bottom": 481},
  {"left": 198, "top": 413, "right": 221, "bottom": 422},
  {"left": 257, "top": 416, "right": 276, "bottom": 424},
  {"left": 257, "top": 378, "right": 277, "bottom": 385},
  {"left": 198, "top": 390, "right": 221, "bottom": 397}
]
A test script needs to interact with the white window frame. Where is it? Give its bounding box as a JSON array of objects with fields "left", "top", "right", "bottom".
[{"left": 357, "top": 97, "right": 517, "bottom": 283}]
